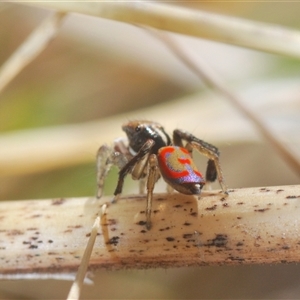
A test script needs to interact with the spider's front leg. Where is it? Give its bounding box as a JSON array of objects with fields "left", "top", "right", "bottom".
[
  {"left": 173, "top": 129, "right": 228, "bottom": 195},
  {"left": 96, "top": 139, "right": 129, "bottom": 199},
  {"left": 113, "top": 139, "right": 155, "bottom": 202}
]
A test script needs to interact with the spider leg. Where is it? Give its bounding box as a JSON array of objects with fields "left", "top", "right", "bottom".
[
  {"left": 146, "top": 154, "right": 159, "bottom": 230},
  {"left": 173, "top": 129, "right": 228, "bottom": 195},
  {"left": 136, "top": 157, "right": 160, "bottom": 195},
  {"left": 96, "top": 139, "right": 129, "bottom": 199},
  {"left": 206, "top": 159, "right": 217, "bottom": 182},
  {"left": 113, "top": 139, "right": 155, "bottom": 202},
  {"left": 139, "top": 177, "right": 146, "bottom": 194},
  {"left": 166, "top": 184, "right": 174, "bottom": 194}
]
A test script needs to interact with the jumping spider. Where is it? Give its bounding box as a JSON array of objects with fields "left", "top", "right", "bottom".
[{"left": 97, "top": 120, "right": 228, "bottom": 229}]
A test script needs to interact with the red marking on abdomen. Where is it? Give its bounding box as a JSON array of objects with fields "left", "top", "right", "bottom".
[
  {"left": 178, "top": 158, "right": 191, "bottom": 164},
  {"left": 158, "top": 146, "right": 202, "bottom": 180},
  {"left": 159, "top": 146, "right": 175, "bottom": 157}
]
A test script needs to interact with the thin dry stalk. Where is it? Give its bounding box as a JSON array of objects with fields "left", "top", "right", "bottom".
[
  {"left": 1, "top": 4, "right": 299, "bottom": 177},
  {"left": 0, "top": 12, "right": 66, "bottom": 93},
  {"left": 26, "top": 2, "right": 300, "bottom": 58},
  {"left": 0, "top": 185, "right": 300, "bottom": 279},
  {"left": 67, "top": 216, "right": 100, "bottom": 300},
  {"left": 0, "top": 83, "right": 298, "bottom": 177},
  {"left": 148, "top": 30, "right": 300, "bottom": 176}
]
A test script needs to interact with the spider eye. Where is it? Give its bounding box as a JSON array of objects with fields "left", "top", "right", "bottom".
[{"left": 135, "top": 125, "right": 141, "bottom": 132}]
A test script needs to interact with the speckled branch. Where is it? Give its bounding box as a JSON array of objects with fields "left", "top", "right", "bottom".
[{"left": 0, "top": 185, "right": 300, "bottom": 279}]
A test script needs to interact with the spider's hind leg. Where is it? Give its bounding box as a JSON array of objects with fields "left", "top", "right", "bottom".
[{"left": 173, "top": 129, "right": 228, "bottom": 195}]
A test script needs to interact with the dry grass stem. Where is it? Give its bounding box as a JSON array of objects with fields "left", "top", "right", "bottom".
[
  {"left": 0, "top": 11, "right": 66, "bottom": 93},
  {"left": 67, "top": 216, "right": 100, "bottom": 300},
  {"left": 26, "top": 2, "right": 300, "bottom": 58},
  {"left": 150, "top": 31, "right": 300, "bottom": 176},
  {"left": 0, "top": 185, "right": 300, "bottom": 279},
  {"left": 0, "top": 82, "right": 297, "bottom": 178},
  {"left": 1, "top": 4, "right": 299, "bottom": 178},
  {"left": 0, "top": 119, "right": 120, "bottom": 176}
]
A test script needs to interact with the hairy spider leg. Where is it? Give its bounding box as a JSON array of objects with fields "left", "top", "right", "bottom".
[
  {"left": 96, "top": 139, "right": 129, "bottom": 199},
  {"left": 139, "top": 177, "right": 147, "bottom": 195},
  {"left": 113, "top": 139, "right": 155, "bottom": 203},
  {"left": 146, "top": 154, "right": 159, "bottom": 229},
  {"left": 173, "top": 129, "right": 228, "bottom": 195}
]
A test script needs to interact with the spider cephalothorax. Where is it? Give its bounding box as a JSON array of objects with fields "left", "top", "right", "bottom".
[
  {"left": 97, "top": 120, "right": 228, "bottom": 229},
  {"left": 123, "top": 121, "right": 171, "bottom": 155}
]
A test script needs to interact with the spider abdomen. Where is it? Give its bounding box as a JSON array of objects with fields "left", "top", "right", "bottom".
[{"left": 157, "top": 146, "right": 205, "bottom": 195}]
